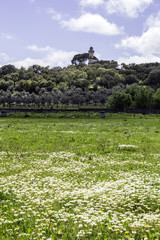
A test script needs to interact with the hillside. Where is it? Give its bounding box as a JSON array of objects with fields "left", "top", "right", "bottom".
[{"left": 1, "top": 61, "right": 160, "bottom": 109}]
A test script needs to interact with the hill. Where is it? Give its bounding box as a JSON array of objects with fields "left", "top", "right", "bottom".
[{"left": 1, "top": 61, "right": 160, "bottom": 109}]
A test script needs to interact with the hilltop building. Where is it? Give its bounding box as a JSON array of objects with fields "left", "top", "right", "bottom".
[{"left": 88, "top": 46, "right": 95, "bottom": 64}]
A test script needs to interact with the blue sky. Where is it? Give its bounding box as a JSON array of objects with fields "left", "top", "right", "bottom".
[{"left": 0, "top": 0, "right": 160, "bottom": 68}]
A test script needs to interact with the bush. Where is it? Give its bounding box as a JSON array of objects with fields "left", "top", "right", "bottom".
[{"left": 108, "top": 91, "right": 132, "bottom": 109}]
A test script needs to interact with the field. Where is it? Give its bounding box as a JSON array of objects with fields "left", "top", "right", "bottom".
[{"left": 0, "top": 112, "right": 160, "bottom": 239}]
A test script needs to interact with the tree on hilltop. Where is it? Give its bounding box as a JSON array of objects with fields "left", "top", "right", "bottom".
[{"left": 71, "top": 53, "right": 98, "bottom": 65}]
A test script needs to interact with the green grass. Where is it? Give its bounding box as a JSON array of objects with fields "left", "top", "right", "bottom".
[{"left": 0, "top": 113, "right": 160, "bottom": 239}]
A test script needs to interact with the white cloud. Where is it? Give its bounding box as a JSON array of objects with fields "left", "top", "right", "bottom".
[
  {"left": 117, "top": 54, "right": 160, "bottom": 64},
  {"left": 106, "top": 0, "right": 153, "bottom": 18},
  {"left": 9, "top": 46, "right": 77, "bottom": 68},
  {"left": 1, "top": 33, "right": 14, "bottom": 40},
  {"left": 0, "top": 53, "right": 14, "bottom": 65},
  {"left": 80, "top": 0, "right": 104, "bottom": 7},
  {"left": 117, "top": 11, "right": 160, "bottom": 55},
  {"left": 27, "top": 45, "right": 52, "bottom": 52},
  {"left": 47, "top": 8, "right": 62, "bottom": 21},
  {"left": 61, "top": 13, "right": 123, "bottom": 35},
  {"left": 145, "top": 11, "right": 160, "bottom": 29}
]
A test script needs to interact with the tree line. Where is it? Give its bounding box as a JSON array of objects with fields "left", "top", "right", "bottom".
[{"left": 1, "top": 60, "right": 160, "bottom": 108}]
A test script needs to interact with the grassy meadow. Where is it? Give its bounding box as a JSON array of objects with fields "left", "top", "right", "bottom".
[{"left": 0, "top": 112, "right": 160, "bottom": 239}]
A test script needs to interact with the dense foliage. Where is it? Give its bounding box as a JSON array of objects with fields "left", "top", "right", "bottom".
[{"left": 1, "top": 61, "right": 160, "bottom": 108}]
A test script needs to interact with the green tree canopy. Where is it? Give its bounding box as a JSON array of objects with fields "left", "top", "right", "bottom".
[{"left": 108, "top": 91, "right": 132, "bottom": 108}]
